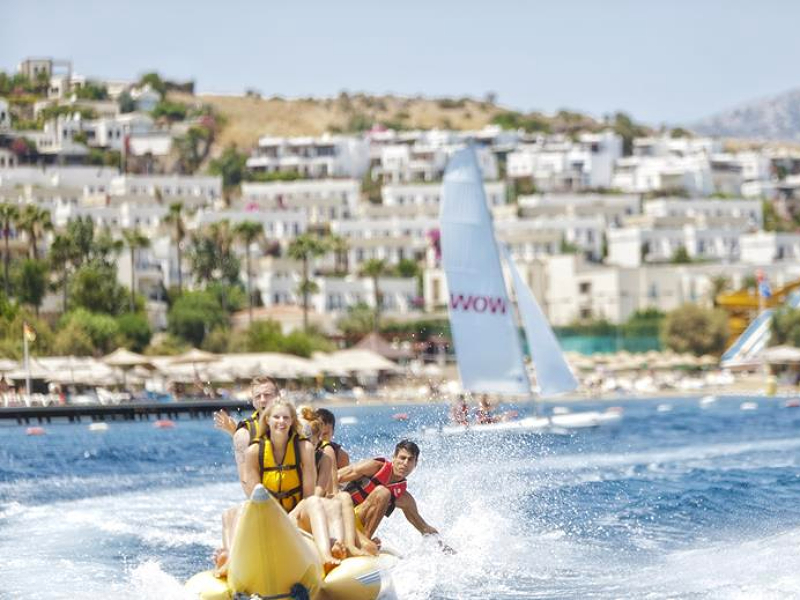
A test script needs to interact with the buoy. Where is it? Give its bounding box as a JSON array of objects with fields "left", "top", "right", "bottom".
[
  {"left": 26, "top": 426, "right": 46, "bottom": 436},
  {"left": 154, "top": 419, "right": 175, "bottom": 429},
  {"left": 392, "top": 413, "right": 409, "bottom": 421},
  {"left": 88, "top": 422, "right": 109, "bottom": 432}
]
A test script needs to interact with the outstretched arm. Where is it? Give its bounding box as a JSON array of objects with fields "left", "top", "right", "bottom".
[
  {"left": 337, "top": 458, "right": 380, "bottom": 484},
  {"left": 395, "top": 492, "right": 456, "bottom": 554},
  {"left": 242, "top": 444, "right": 262, "bottom": 498},
  {"left": 213, "top": 409, "right": 237, "bottom": 436}
]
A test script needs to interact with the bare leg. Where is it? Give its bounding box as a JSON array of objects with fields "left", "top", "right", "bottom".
[
  {"left": 214, "top": 505, "right": 241, "bottom": 577},
  {"left": 335, "top": 491, "right": 371, "bottom": 557},
  {"left": 356, "top": 486, "right": 391, "bottom": 539},
  {"left": 293, "top": 497, "right": 340, "bottom": 572}
]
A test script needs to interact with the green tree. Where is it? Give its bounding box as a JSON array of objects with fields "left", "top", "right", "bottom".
[
  {"left": 287, "top": 234, "right": 328, "bottom": 331},
  {"left": 361, "top": 258, "right": 388, "bottom": 331},
  {"left": 118, "top": 90, "right": 135, "bottom": 113},
  {"left": 13, "top": 259, "right": 47, "bottom": 316},
  {"left": 139, "top": 72, "right": 167, "bottom": 97},
  {"left": 116, "top": 312, "right": 152, "bottom": 352},
  {"left": 164, "top": 202, "right": 187, "bottom": 293},
  {"left": 662, "top": 304, "right": 728, "bottom": 355},
  {"left": 15, "top": 205, "right": 52, "bottom": 260},
  {"left": 770, "top": 306, "right": 800, "bottom": 347},
  {"left": 395, "top": 258, "right": 419, "bottom": 278},
  {"left": 208, "top": 145, "right": 248, "bottom": 190},
  {"left": 0, "top": 204, "right": 18, "bottom": 297},
  {"left": 671, "top": 245, "right": 691, "bottom": 264},
  {"left": 188, "top": 221, "right": 241, "bottom": 291},
  {"left": 122, "top": 228, "right": 151, "bottom": 312},
  {"left": 167, "top": 290, "right": 227, "bottom": 347},
  {"left": 336, "top": 303, "right": 375, "bottom": 338},
  {"left": 74, "top": 81, "right": 108, "bottom": 100},
  {"left": 49, "top": 233, "right": 78, "bottom": 313},
  {"left": 329, "top": 234, "right": 350, "bottom": 274},
  {"left": 53, "top": 320, "right": 95, "bottom": 356},
  {"left": 234, "top": 220, "right": 264, "bottom": 326},
  {"left": 612, "top": 112, "right": 649, "bottom": 156},
  {"left": 60, "top": 309, "right": 120, "bottom": 355},
  {"left": 70, "top": 263, "right": 128, "bottom": 315}
]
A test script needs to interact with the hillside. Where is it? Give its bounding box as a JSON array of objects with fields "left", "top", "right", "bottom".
[
  {"left": 169, "top": 92, "right": 606, "bottom": 155},
  {"left": 693, "top": 88, "right": 800, "bottom": 142}
]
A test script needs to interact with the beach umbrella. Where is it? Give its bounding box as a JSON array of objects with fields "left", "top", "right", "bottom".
[
  {"left": 760, "top": 345, "right": 800, "bottom": 364},
  {"left": 0, "top": 358, "right": 18, "bottom": 372},
  {"left": 170, "top": 348, "right": 219, "bottom": 366},
  {"left": 102, "top": 348, "right": 153, "bottom": 368}
]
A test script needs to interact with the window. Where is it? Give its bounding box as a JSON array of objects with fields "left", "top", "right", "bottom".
[{"left": 579, "top": 282, "right": 591, "bottom": 294}]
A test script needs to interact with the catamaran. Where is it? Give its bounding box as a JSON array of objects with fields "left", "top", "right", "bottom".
[{"left": 435, "top": 147, "right": 620, "bottom": 435}]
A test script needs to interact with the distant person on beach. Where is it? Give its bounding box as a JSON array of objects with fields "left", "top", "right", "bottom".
[
  {"left": 338, "top": 440, "right": 454, "bottom": 553},
  {"left": 214, "top": 376, "right": 279, "bottom": 484},
  {"left": 317, "top": 407, "right": 350, "bottom": 468}
]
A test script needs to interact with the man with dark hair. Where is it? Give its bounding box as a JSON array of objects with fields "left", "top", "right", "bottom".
[
  {"left": 317, "top": 407, "right": 350, "bottom": 468},
  {"left": 338, "top": 440, "right": 452, "bottom": 552}
]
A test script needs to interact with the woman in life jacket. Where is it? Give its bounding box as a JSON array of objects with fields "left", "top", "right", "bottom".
[{"left": 297, "top": 405, "right": 378, "bottom": 559}]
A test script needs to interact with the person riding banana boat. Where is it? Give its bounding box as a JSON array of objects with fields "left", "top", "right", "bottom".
[
  {"left": 338, "top": 440, "right": 455, "bottom": 554},
  {"left": 216, "top": 398, "right": 375, "bottom": 575}
]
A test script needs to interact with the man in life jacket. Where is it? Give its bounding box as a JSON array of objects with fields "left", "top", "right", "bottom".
[
  {"left": 214, "top": 376, "right": 280, "bottom": 484},
  {"left": 316, "top": 408, "right": 350, "bottom": 468},
  {"left": 338, "top": 440, "right": 453, "bottom": 552}
]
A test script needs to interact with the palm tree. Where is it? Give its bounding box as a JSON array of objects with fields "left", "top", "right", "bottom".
[
  {"left": 163, "top": 202, "right": 186, "bottom": 293},
  {"left": 122, "top": 228, "right": 151, "bottom": 312},
  {"left": 287, "top": 234, "right": 329, "bottom": 331},
  {"left": 15, "top": 205, "right": 52, "bottom": 260},
  {"left": 329, "top": 234, "right": 350, "bottom": 274},
  {"left": 0, "top": 203, "right": 18, "bottom": 297},
  {"left": 49, "top": 233, "right": 78, "bottom": 313},
  {"left": 234, "top": 220, "right": 265, "bottom": 326},
  {"left": 360, "top": 258, "right": 388, "bottom": 331}
]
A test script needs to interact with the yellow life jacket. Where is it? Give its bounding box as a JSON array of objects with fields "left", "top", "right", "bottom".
[
  {"left": 259, "top": 432, "right": 304, "bottom": 512},
  {"left": 236, "top": 411, "right": 263, "bottom": 444}
]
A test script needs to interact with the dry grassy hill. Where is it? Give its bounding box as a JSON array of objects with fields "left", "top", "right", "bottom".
[{"left": 170, "top": 92, "right": 511, "bottom": 152}]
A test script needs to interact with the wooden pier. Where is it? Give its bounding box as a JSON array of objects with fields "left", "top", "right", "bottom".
[{"left": 0, "top": 399, "right": 252, "bottom": 425}]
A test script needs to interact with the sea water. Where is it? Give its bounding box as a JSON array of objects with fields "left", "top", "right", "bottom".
[{"left": 2, "top": 396, "right": 800, "bottom": 599}]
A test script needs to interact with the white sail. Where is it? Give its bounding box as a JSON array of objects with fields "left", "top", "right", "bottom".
[
  {"left": 441, "top": 148, "right": 530, "bottom": 394},
  {"left": 503, "top": 246, "right": 579, "bottom": 396}
]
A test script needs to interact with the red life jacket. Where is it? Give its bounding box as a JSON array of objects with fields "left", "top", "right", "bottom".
[{"left": 345, "top": 457, "right": 407, "bottom": 506}]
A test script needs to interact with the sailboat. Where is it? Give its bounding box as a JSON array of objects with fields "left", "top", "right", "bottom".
[{"left": 435, "top": 147, "right": 620, "bottom": 435}]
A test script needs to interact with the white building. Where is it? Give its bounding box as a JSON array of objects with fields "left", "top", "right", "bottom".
[
  {"left": 382, "top": 181, "right": 506, "bottom": 208},
  {"left": 330, "top": 215, "right": 436, "bottom": 270},
  {"left": 740, "top": 231, "right": 800, "bottom": 265},
  {"left": 313, "top": 276, "right": 418, "bottom": 317},
  {"left": 194, "top": 207, "right": 306, "bottom": 242},
  {"left": 241, "top": 179, "right": 360, "bottom": 222},
  {"left": 109, "top": 174, "right": 221, "bottom": 201},
  {"left": 518, "top": 193, "right": 641, "bottom": 227},
  {"left": 247, "top": 135, "right": 370, "bottom": 179},
  {"left": 506, "top": 131, "right": 623, "bottom": 191},
  {"left": 612, "top": 155, "right": 715, "bottom": 196},
  {"left": 643, "top": 198, "right": 762, "bottom": 229}
]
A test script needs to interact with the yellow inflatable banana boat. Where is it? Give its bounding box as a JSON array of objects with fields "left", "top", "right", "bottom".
[{"left": 186, "top": 485, "right": 398, "bottom": 600}]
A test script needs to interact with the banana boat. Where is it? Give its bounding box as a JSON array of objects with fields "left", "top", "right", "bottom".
[{"left": 186, "top": 485, "right": 398, "bottom": 600}]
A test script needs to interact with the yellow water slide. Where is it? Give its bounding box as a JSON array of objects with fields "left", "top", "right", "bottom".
[{"left": 716, "top": 278, "right": 800, "bottom": 341}]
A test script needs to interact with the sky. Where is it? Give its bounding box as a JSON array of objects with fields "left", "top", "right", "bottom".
[{"left": 3, "top": 0, "right": 800, "bottom": 126}]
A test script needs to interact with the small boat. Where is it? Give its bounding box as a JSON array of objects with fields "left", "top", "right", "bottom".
[
  {"left": 392, "top": 413, "right": 409, "bottom": 421},
  {"left": 699, "top": 395, "right": 717, "bottom": 407},
  {"left": 25, "top": 426, "right": 45, "bottom": 436},
  {"left": 88, "top": 422, "right": 109, "bottom": 432},
  {"left": 153, "top": 419, "right": 176, "bottom": 429},
  {"left": 185, "top": 485, "right": 397, "bottom": 600},
  {"left": 740, "top": 402, "right": 758, "bottom": 411},
  {"left": 339, "top": 416, "right": 358, "bottom": 426},
  {"left": 656, "top": 404, "right": 673, "bottom": 413},
  {"left": 428, "top": 407, "right": 622, "bottom": 437},
  {"left": 785, "top": 399, "right": 800, "bottom": 408}
]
